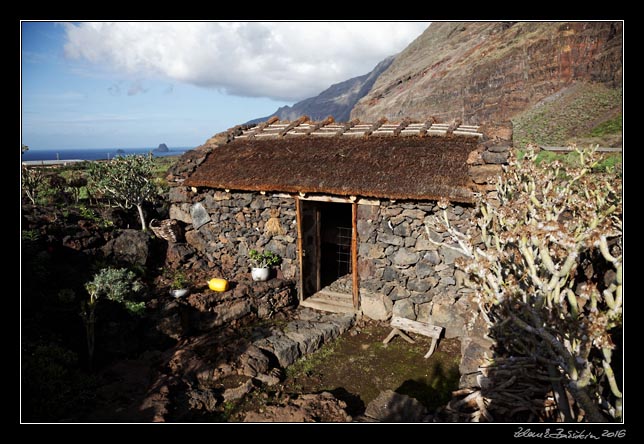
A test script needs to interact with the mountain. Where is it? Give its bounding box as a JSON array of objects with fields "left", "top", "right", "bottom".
[
  {"left": 247, "top": 56, "right": 395, "bottom": 124},
  {"left": 154, "top": 143, "right": 169, "bottom": 152},
  {"left": 350, "top": 22, "right": 622, "bottom": 147}
]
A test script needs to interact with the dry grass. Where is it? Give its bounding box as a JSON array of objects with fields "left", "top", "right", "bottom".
[{"left": 512, "top": 82, "right": 622, "bottom": 148}]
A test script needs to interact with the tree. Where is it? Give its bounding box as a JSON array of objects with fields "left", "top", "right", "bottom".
[
  {"left": 21, "top": 143, "right": 29, "bottom": 155},
  {"left": 81, "top": 267, "right": 144, "bottom": 369},
  {"left": 21, "top": 165, "right": 44, "bottom": 205},
  {"left": 429, "top": 147, "right": 622, "bottom": 421},
  {"left": 87, "top": 154, "right": 157, "bottom": 230},
  {"left": 66, "top": 171, "right": 88, "bottom": 204}
]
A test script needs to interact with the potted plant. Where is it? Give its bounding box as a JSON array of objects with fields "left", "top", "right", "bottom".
[
  {"left": 248, "top": 249, "right": 281, "bottom": 282},
  {"left": 169, "top": 271, "right": 190, "bottom": 298}
]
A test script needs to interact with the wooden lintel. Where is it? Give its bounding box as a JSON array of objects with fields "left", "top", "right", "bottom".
[
  {"left": 357, "top": 198, "right": 380, "bottom": 206},
  {"left": 298, "top": 194, "right": 351, "bottom": 203},
  {"left": 297, "top": 194, "right": 380, "bottom": 206}
]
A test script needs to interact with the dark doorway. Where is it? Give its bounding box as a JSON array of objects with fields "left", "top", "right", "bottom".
[{"left": 299, "top": 200, "right": 353, "bottom": 299}]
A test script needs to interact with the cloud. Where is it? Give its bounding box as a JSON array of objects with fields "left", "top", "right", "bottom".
[
  {"left": 62, "top": 22, "right": 429, "bottom": 101},
  {"left": 127, "top": 80, "right": 148, "bottom": 96}
]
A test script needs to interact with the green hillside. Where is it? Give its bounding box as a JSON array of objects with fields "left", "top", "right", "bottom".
[{"left": 511, "top": 82, "right": 622, "bottom": 148}]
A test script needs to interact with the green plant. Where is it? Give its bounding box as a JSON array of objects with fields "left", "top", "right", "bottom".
[
  {"left": 589, "top": 115, "right": 622, "bottom": 137},
  {"left": 21, "top": 229, "right": 40, "bottom": 242},
  {"left": 87, "top": 154, "right": 158, "bottom": 230},
  {"left": 81, "top": 267, "right": 145, "bottom": 369},
  {"left": 171, "top": 271, "right": 190, "bottom": 289},
  {"left": 78, "top": 204, "right": 114, "bottom": 229},
  {"left": 66, "top": 171, "right": 88, "bottom": 203},
  {"left": 248, "top": 249, "right": 281, "bottom": 268},
  {"left": 21, "top": 165, "right": 45, "bottom": 205},
  {"left": 428, "top": 145, "right": 622, "bottom": 421},
  {"left": 123, "top": 300, "right": 146, "bottom": 315}
]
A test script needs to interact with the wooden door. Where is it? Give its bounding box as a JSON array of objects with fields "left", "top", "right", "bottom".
[{"left": 297, "top": 199, "right": 321, "bottom": 299}]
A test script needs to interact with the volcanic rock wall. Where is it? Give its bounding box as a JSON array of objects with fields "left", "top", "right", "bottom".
[{"left": 351, "top": 22, "right": 622, "bottom": 125}]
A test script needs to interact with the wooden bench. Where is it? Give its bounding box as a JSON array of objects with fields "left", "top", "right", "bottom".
[{"left": 383, "top": 316, "right": 443, "bottom": 359}]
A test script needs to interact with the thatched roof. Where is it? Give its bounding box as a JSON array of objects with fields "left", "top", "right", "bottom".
[{"left": 184, "top": 117, "right": 482, "bottom": 203}]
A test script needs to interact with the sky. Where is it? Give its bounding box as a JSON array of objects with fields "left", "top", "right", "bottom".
[{"left": 21, "top": 21, "right": 430, "bottom": 150}]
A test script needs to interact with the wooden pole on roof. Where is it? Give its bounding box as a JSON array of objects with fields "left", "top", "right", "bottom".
[
  {"left": 279, "top": 115, "right": 311, "bottom": 136},
  {"left": 305, "top": 116, "right": 335, "bottom": 135},
  {"left": 364, "top": 117, "right": 388, "bottom": 137}
]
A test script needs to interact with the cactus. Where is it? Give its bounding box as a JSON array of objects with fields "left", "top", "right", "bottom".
[{"left": 428, "top": 146, "right": 622, "bottom": 421}]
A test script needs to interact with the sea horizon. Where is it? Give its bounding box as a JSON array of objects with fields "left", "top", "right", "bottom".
[{"left": 22, "top": 146, "right": 193, "bottom": 162}]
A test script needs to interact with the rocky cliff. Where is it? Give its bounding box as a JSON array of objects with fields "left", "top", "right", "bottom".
[
  {"left": 350, "top": 22, "right": 622, "bottom": 144},
  {"left": 248, "top": 56, "right": 395, "bottom": 124}
]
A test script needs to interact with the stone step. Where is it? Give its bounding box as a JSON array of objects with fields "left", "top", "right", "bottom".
[
  {"left": 315, "top": 290, "right": 353, "bottom": 303},
  {"left": 249, "top": 311, "right": 356, "bottom": 369},
  {"left": 300, "top": 297, "right": 357, "bottom": 314}
]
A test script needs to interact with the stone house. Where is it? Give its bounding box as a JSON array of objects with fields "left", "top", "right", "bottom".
[{"left": 169, "top": 116, "right": 510, "bottom": 360}]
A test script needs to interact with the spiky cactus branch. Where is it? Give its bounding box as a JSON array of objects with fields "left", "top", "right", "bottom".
[{"left": 429, "top": 146, "right": 622, "bottom": 422}]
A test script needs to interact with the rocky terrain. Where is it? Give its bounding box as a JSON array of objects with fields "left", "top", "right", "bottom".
[
  {"left": 22, "top": 192, "right": 460, "bottom": 423},
  {"left": 351, "top": 22, "right": 621, "bottom": 127}
]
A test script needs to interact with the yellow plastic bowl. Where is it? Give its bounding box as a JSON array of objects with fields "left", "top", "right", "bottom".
[{"left": 208, "top": 278, "right": 229, "bottom": 292}]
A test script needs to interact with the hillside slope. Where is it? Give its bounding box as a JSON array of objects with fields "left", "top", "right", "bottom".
[
  {"left": 350, "top": 22, "right": 622, "bottom": 146},
  {"left": 248, "top": 56, "right": 394, "bottom": 124},
  {"left": 512, "top": 82, "right": 622, "bottom": 148}
]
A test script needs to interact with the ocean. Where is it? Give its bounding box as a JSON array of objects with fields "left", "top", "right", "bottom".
[{"left": 22, "top": 147, "right": 192, "bottom": 162}]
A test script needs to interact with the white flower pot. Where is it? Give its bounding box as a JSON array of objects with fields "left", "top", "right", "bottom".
[
  {"left": 170, "top": 288, "right": 190, "bottom": 298},
  {"left": 251, "top": 267, "right": 270, "bottom": 282}
]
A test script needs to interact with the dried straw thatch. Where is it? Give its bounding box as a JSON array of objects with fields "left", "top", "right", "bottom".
[{"left": 184, "top": 135, "right": 478, "bottom": 203}]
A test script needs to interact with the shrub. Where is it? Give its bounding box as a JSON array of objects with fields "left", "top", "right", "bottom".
[
  {"left": 171, "top": 271, "right": 190, "bottom": 289},
  {"left": 248, "top": 249, "right": 281, "bottom": 268},
  {"left": 429, "top": 146, "right": 622, "bottom": 421},
  {"left": 21, "top": 165, "right": 45, "bottom": 205},
  {"left": 87, "top": 154, "right": 158, "bottom": 230},
  {"left": 81, "top": 267, "right": 145, "bottom": 368}
]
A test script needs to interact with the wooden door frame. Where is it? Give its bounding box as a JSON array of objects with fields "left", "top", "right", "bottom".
[
  {"left": 295, "top": 196, "right": 360, "bottom": 311},
  {"left": 351, "top": 201, "right": 359, "bottom": 310},
  {"left": 295, "top": 196, "right": 304, "bottom": 303}
]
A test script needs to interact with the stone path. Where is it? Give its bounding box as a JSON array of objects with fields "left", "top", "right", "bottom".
[
  {"left": 251, "top": 308, "right": 355, "bottom": 370},
  {"left": 223, "top": 309, "right": 356, "bottom": 404}
]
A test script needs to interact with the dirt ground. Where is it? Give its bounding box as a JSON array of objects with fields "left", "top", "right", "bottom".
[{"left": 229, "top": 318, "right": 461, "bottom": 421}]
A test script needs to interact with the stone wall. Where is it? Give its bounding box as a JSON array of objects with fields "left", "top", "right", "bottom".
[
  {"left": 468, "top": 122, "right": 513, "bottom": 200},
  {"left": 168, "top": 187, "right": 299, "bottom": 281},
  {"left": 357, "top": 200, "right": 476, "bottom": 335},
  {"left": 168, "top": 120, "right": 513, "bottom": 389}
]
